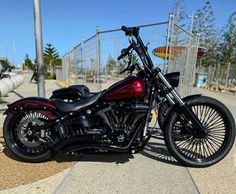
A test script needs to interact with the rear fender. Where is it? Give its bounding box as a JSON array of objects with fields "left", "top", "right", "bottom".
[{"left": 4, "top": 97, "right": 59, "bottom": 120}]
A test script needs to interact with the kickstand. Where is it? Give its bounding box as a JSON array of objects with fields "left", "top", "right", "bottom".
[{"left": 137, "top": 133, "right": 152, "bottom": 152}]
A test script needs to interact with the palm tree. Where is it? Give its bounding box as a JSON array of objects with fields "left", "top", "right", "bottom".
[{"left": 44, "top": 43, "right": 61, "bottom": 77}]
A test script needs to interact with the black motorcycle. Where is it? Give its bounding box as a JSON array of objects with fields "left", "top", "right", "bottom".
[
  {"left": 50, "top": 57, "right": 179, "bottom": 130},
  {"left": 3, "top": 26, "right": 235, "bottom": 167}
]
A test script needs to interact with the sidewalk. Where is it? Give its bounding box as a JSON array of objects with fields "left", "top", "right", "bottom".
[
  {"left": 52, "top": 141, "right": 198, "bottom": 194},
  {"left": 189, "top": 88, "right": 236, "bottom": 194}
]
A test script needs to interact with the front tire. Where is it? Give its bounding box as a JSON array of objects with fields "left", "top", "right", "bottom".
[
  {"left": 164, "top": 96, "right": 235, "bottom": 167},
  {"left": 3, "top": 111, "right": 54, "bottom": 162}
]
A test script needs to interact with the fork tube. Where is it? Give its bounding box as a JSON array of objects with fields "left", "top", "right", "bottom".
[
  {"left": 166, "top": 94, "right": 175, "bottom": 105},
  {"left": 157, "top": 72, "right": 184, "bottom": 105},
  {"left": 143, "top": 86, "right": 155, "bottom": 137},
  {"left": 157, "top": 71, "right": 207, "bottom": 134}
]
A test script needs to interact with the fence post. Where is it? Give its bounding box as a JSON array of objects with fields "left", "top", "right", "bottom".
[
  {"left": 167, "top": 14, "right": 175, "bottom": 73},
  {"left": 67, "top": 53, "right": 71, "bottom": 84},
  {"left": 164, "top": 14, "right": 173, "bottom": 74},
  {"left": 81, "top": 39, "right": 85, "bottom": 83},
  {"left": 96, "top": 27, "right": 101, "bottom": 91},
  {"left": 225, "top": 62, "right": 231, "bottom": 87},
  {"left": 192, "top": 33, "right": 200, "bottom": 86}
]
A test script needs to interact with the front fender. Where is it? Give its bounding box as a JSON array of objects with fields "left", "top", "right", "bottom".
[
  {"left": 4, "top": 97, "right": 57, "bottom": 115},
  {"left": 159, "top": 94, "right": 202, "bottom": 129},
  {"left": 168, "top": 94, "right": 202, "bottom": 114},
  {"left": 182, "top": 94, "right": 202, "bottom": 102}
]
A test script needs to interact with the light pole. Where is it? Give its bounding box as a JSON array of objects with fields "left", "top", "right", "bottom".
[{"left": 33, "top": 0, "right": 45, "bottom": 97}]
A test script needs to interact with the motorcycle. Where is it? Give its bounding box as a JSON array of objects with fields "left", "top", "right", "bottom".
[
  {"left": 3, "top": 26, "right": 235, "bottom": 167},
  {"left": 50, "top": 57, "right": 179, "bottom": 130}
]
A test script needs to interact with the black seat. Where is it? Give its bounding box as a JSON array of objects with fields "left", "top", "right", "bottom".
[
  {"left": 68, "top": 85, "right": 90, "bottom": 97},
  {"left": 52, "top": 92, "right": 101, "bottom": 112}
]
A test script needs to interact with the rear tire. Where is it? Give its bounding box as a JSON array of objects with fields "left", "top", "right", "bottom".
[
  {"left": 164, "top": 96, "right": 235, "bottom": 167},
  {"left": 3, "top": 111, "right": 53, "bottom": 162}
]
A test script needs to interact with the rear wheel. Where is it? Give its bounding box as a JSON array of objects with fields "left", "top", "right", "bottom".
[
  {"left": 164, "top": 96, "right": 235, "bottom": 167},
  {"left": 3, "top": 111, "right": 55, "bottom": 162}
]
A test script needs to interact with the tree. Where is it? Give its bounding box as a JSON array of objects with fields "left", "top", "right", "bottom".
[
  {"left": 23, "top": 54, "right": 33, "bottom": 71},
  {"left": 221, "top": 12, "right": 236, "bottom": 64},
  {"left": 172, "top": 0, "right": 186, "bottom": 26},
  {"left": 0, "top": 58, "right": 13, "bottom": 71},
  {"left": 44, "top": 43, "right": 61, "bottom": 77},
  {"left": 118, "top": 53, "right": 139, "bottom": 72},
  {"left": 192, "top": 0, "right": 217, "bottom": 67},
  {"left": 106, "top": 53, "right": 139, "bottom": 76},
  {"left": 220, "top": 12, "right": 236, "bottom": 83},
  {"left": 106, "top": 55, "right": 118, "bottom": 75},
  {"left": 171, "top": 0, "right": 187, "bottom": 46}
]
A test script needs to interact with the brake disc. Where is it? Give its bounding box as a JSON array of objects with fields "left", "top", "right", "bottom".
[{"left": 17, "top": 112, "right": 47, "bottom": 147}]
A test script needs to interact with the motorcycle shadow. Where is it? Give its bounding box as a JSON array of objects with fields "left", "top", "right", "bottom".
[
  {"left": 56, "top": 152, "right": 135, "bottom": 164},
  {"left": 3, "top": 128, "right": 181, "bottom": 166},
  {"left": 140, "top": 128, "right": 182, "bottom": 166},
  {"left": 3, "top": 146, "right": 134, "bottom": 164}
]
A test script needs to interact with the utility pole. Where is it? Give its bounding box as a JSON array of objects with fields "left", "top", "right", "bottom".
[{"left": 33, "top": 0, "right": 45, "bottom": 97}]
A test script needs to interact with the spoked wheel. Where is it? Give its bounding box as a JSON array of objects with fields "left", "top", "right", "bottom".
[
  {"left": 164, "top": 96, "right": 235, "bottom": 167},
  {"left": 3, "top": 111, "right": 56, "bottom": 162}
]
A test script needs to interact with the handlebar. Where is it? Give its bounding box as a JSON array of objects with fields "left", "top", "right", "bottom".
[
  {"left": 117, "top": 42, "right": 135, "bottom": 61},
  {"left": 120, "top": 63, "right": 137, "bottom": 75},
  {"left": 119, "top": 25, "right": 158, "bottom": 75},
  {"left": 121, "top": 26, "right": 139, "bottom": 36}
]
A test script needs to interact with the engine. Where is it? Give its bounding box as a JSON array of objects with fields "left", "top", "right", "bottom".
[
  {"left": 64, "top": 101, "right": 148, "bottom": 146},
  {"left": 94, "top": 101, "right": 148, "bottom": 145}
]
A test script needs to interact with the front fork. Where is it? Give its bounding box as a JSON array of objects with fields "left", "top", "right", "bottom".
[
  {"left": 149, "top": 71, "right": 207, "bottom": 136},
  {"left": 143, "top": 86, "right": 155, "bottom": 137}
]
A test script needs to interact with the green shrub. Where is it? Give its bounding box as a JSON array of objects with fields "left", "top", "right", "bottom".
[{"left": 44, "top": 72, "right": 56, "bottom": 79}]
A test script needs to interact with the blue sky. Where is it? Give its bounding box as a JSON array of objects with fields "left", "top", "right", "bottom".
[{"left": 0, "top": 0, "right": 235, "bottom": 66}]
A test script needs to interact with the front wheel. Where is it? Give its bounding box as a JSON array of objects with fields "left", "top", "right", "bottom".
[{"left": 164, "top": 96, "right": 235, "bottom": 167}]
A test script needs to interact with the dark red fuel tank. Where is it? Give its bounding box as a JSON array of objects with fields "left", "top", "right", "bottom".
[{"left": 102, "top": 77, "right": 145, "bottom": 100}]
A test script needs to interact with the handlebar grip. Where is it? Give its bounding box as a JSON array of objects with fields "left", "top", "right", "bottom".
[
  {"left": 117, "top": 54, "right": 125, "bottom": 61},
  {"left": 117, "top": 44, "right": 134, "bottom": 60},
  {"left": 121, "top": 26, "right": 129, "bottom": 32},
  {"left": 121, "top": 26, "right": 132, "bottom": 36},
  {"left": 121, "top": 26, "right": 139, "bottom": 36}
]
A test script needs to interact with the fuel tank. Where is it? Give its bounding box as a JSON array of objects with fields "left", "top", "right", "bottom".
[{"left": 102, "top": 76, "right": 145, "bottom": 100}]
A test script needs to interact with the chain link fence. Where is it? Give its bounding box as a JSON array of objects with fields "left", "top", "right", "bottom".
[
  {"left": 59, "top": 16, "right": 199, "bottom": 96},
  {"left": 166, "top": 15, "right": 199, "bottom": 96},
  {"left": 207, "top": 63, "right": 236, "bottom": 87}
]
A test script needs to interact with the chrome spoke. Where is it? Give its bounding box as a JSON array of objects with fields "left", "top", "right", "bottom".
[{"left": 173, "top": 104, "right": 227, "bottom": 162}]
